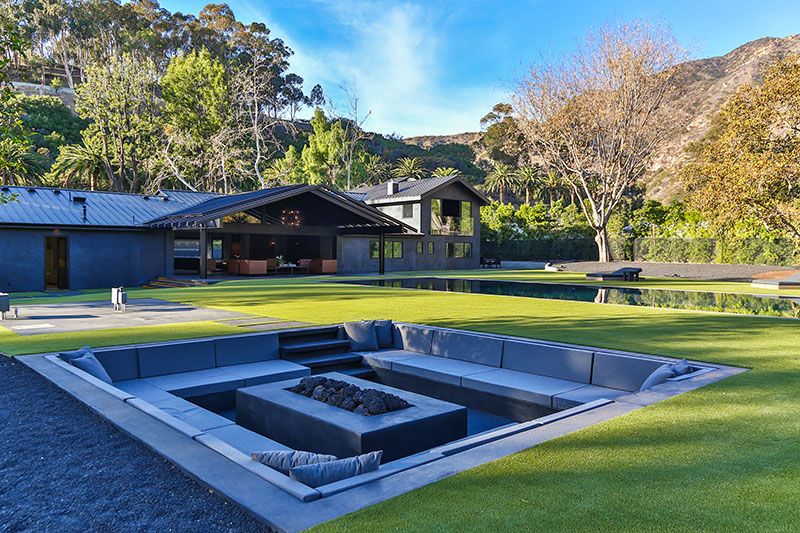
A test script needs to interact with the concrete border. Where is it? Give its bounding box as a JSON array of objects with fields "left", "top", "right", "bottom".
[{"left": 19, "top": 348, "right": 745, "bottom": 533}]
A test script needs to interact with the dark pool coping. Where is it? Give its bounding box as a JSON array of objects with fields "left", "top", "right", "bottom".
[{"left": 19, "top": 353, "right": 746, "bottom": 532}]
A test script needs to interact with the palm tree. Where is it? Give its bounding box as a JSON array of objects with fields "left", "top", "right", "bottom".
[
  {"left": 516, "top": 166, "right": 539, "bottom": 205},
  {"left": 431, "top": 166, "right": 461, "bottom": 178},
  {"left": 362, "top": 153, "right": 392, "bottom": 185},
  {"left": 484, "top": 162, "right": 520, "bottom": 204},
  {"left": 0, "top": 139, "right": 45, "bottom": 186},
  {"left": 48, "top": 143, "right": 109, "bottom": 190},
  {"left": 392, "top": 157, "right": 426, "bottom": 180},
  {"left": 541, "top": 170, "right": 563, "bottom": 205}
]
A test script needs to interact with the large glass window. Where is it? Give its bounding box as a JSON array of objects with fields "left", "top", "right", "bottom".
[
  {"left": 370, "top": 240, "right": 403, "bottom": 259},
  {"left": 446, "top": 242, "right": 473, "bottom": 258},
  {"left": 430, "top": 199, "right": 474, "bottom": 236},
  {"left": 174, "top": 239, "right": 200, "bottom": 258}
]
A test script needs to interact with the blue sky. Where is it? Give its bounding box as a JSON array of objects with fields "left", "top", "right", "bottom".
[{"left": 161, "top": 0, "right": 800, "bottom": 136}]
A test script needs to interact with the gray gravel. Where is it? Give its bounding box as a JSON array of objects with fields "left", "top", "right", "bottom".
[
  {"left": 0, "top": 356, "right": 269, "bottom": 533},
  {"left": 553, "top": 261, "right": 799, "bottom": 281}
]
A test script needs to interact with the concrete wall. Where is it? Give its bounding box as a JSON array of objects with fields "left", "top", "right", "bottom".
[{"left": 0, "top": 227, "right": 172, "bottom": 292}]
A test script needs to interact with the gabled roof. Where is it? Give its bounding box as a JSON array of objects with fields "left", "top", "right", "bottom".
[
  {"left": 146, "top": 184, "right": 417, "bottom": 234},
  {"left": 0, "top": 186, "right": 216, "bottom": 228},
  {"left": 351, "top": 176, "right": 488, "bottom": 205}
]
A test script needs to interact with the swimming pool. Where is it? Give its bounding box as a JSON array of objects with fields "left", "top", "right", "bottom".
[{"left": 337, "top": 277, "right": 800, "bottom": 319}]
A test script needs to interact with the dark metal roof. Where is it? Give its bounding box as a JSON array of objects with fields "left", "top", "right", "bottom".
[
  {"left": 0, "top": 186, "right": 216, "bottom": 228},
  {"left": 147, "top": 184, "right": 416, "bottom": 233},
  {"left": 352, "top": 176, "right": 487, "bottom": 205}
]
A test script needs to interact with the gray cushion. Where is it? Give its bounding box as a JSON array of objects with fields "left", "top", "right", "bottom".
[
  {"left": 147, "top": 394, "right": 233, "bottom": 431},
  {"left": 392, "top": 357, "right": 492, "bottom": 386},
  {"left": 357, "top": 349, "right": 424, "bottom": 370},
  {"left": 214, "top": 333, "right": 279, "bottom": 367},
  {"left": 461, "top": 368, "right": 583, "bottom": 407},
  {"left": 431, "top": 330, "right": 503, "bottom": 367},
  {"left": 671, "top": 359, "right": 692, "bottom": 376},
  {"left": 502, "top": 340, "right": 593, "bottom": 383},
  {"left": 94, "top": 347, "right": 139, "bottom": 382},
  {"left": 69, "top": 352, "right": 113, "bottom": 384},
  {"left": 393, "top": 324, "right": 434, "bottom": 354},
  {"left": 115, "top": 379, "right": 176, "bottom": 403},
  {"left": 144, "top": 368, "right": 244, "bottom": 398},
  {"left": 591, "top": 352, "right": 668, "bottom": 392},
  {"left": 289, "top": 451, "right": 382, "bottom": 488},
  {"left": 639, "top": 364, "right": 675, "bottom": 391},
  {"left": 553, "top": 384, "right": 629, "bottom": 410},
  {"left": 137, "top": 339, "right": 216, "bottom": 378},
  {"left": 344, "top": 321, "right": 379, "bottom": 351},
  {"left": 374, "top": 320, "right": 394, "bottom": 348},
  {"left": 251, "top": 450, "right": 338, "bottom": 475},
  {"left": 207, "top": 425, "right": 290, "bottom": 454},
  {"left": 219, "top": 359, "right": 310, "bottom": 386},
  {"left": 59, "top": 346, "right": 92, "bottom": 361}
]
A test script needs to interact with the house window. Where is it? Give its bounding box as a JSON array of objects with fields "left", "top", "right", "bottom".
[
  {"left": 430, "top": 199, "right": 474, "bottom": 236},
  {"left": 402, "top": 204, "right": 414, "bottom": 219},
  {"left": 446, "top": 242, "right": 473, "bottom": 258},
  {"left": 370, "top": 240, "right": 403, "bottom": 259},
  {"left": 416, "top": 241, "right": 423, "bottom": 255},
  {"left": 427, "top": 241, "right": 434, "bottom": 254}
]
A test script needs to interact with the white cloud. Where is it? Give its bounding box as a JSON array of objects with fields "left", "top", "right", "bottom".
[{"left": 237, "top": 0, "right": 501, "bottom": 136}]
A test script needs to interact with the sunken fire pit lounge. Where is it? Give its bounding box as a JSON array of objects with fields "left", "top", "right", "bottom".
[
  {"left": 20, "top": 319, "right": 742, "bottom": 531},
  {"left": 237, "top": 373, "right": 467, "bottom": 461}
]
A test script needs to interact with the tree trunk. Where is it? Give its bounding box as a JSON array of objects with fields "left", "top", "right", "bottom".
[
  {"left": 525, "top": 185, "right": 531, "bottom": 205},
  {"left": 499, "top": 185, "right": 505, "bottom": 204},
  {"left": 595, "top": 227, "right": 611, "bottom": 262}
]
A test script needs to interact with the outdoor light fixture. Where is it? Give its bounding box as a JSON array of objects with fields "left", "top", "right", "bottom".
[{"left": 280, "top": 209, "right": 302, "bottom": 227}]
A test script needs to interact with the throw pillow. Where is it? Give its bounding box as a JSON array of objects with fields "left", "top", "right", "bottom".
[
  {"left": 670, "top": 359, "right": 692, "bottom": 376},
  {"left": 69, "top": 352, "right": 113, "bottom": 384},
  {"left": 639, "top": 364, "right": 676, "bottom": 391},
  {"left": 344, "top": 320, "right": 379, "bottom": 351},
  {"left": 250, "top": 450, "right": 338, "bottom": 475},
  {"left": 59, "top": 345, "right": 93, "bottom": 362},
  {"left": 289, "top": 451, "right": 382, "bottom": 488},
  {"left": 374, "top": 320, "right": 394, "bottom": 348}
]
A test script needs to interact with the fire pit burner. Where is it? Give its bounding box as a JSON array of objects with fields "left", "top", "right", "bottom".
[{"left": 288, "top": 376, "right": 410, "bottom": 416}]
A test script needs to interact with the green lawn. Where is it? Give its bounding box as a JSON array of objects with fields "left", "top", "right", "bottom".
[{"left": 2, "top": 271, "right": 799, "bottom": 530}]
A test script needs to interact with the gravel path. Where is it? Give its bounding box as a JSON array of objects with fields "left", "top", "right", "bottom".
[
  {"left": 554, "top": 261, "right": 799, "bottom": 281},
  {"left": 0, "top": 356, "right": 268, "bottom": 532}
]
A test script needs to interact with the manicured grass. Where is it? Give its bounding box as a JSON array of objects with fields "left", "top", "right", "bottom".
[{"left": 1, "top": 271, "right": 798, "bottom": 530}]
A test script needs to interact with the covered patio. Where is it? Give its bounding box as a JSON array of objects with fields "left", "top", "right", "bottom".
[{"left": 147, "top": 185, "right": 413, "bottom": 278}]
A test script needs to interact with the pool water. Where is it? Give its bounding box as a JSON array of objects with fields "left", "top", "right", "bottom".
[{"left": 337, "top": 277, "right": 800, "bottom": 319}]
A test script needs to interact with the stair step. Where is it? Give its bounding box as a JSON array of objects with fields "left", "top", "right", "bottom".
[
  {"left": 281, "top": 338, "right": 350, "bottom": 355},
  {"left": 291, "top": 353, "right": 362, "bottom": 368},
  {"left": 278, "top": 325, "right": 341, "bottom": 340}
]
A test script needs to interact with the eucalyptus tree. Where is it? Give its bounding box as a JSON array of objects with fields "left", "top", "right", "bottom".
[{"left": 513, "top": 21, "right": 683, "bottom": 261}]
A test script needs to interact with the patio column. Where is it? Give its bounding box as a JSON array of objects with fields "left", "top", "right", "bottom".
[
  {"left": 199, "top": 227, "right": 208, "bottom": 279},
  {"left": 378, "top": 232, "right": 385, "bottom": 275}
]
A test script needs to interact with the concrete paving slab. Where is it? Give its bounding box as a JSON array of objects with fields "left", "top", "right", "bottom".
[{"left": 2, "top": 298, "right": 255, "bottom": 335}]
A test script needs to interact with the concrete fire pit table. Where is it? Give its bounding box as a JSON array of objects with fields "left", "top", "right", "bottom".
[{"left": 236, "top": 372, "right": 468, "bottom": 461}]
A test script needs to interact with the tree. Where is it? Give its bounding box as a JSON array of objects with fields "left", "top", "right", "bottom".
[
  {"left": 76, "top": 52, "right": 162, "bottom": 192},
  {"left": 480, "top": 103, "right": 524, "bottom": 165},
  {"left": 516, "top": 166, "right": 539, "bottom": 205},
  {"left": 48, "top": 142, "right": 108, "bottom": 190},
  {"left": 683, "top": 54, "right": 800, "bottom": 239},
  {"left": 392, "top": 157, "right": 426, "bottom": 180},
  {"left": 432, "top": 166, "right": 461, "bottom": 178},
  {"left": 513, "top": 21, "right": 683, "bottom": 261},
  {"left": 361, "top": 153, "right": 391, "bottom": 186},
  {"left": 332, "top": 79, "right": 371, "bottom": 190},
  {"left": 300, "top": 107, "right": 346, "bottom": 185},
  {"left": 484, "top": 162, "right": 519, "bottom": 203}
]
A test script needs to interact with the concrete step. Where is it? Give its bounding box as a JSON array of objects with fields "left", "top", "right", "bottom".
[
  {"left": 337, "top": 366, "right": 376, "bottom": 379},
  {"left": 290, "top": 352, "right": 362, "bottom": 369},
  {"left": 281, "top": 338, "right": 351, "bottom": 356}
]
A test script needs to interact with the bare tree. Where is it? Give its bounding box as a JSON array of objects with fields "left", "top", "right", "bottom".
[
  {"left": 513, "top": 21, "right": 684, "bottom": 261},
  {"left": 331, "top": 78, "right": 371, "bottom": 190}
]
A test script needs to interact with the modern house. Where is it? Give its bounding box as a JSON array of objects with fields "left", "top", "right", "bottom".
[{"left": 0, "top": 177, "right": 486, "bottom": 292}]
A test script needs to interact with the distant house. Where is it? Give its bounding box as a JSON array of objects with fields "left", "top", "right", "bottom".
[{"left": 0, "top": 177, "right": 486, "bottom": 292}]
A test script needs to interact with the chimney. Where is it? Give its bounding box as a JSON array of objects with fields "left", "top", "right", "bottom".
[{"left": 387, "top": 180, "right": 399, "bottom": 195}]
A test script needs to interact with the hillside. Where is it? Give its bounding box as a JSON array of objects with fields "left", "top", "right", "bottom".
[{"left": 404, "top": 34, "right": 800, "bottom": 200}]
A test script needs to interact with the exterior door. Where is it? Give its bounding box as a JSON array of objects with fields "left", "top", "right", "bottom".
[{"left": 45, "top": 237, "right": 68, "bottom": 289}]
